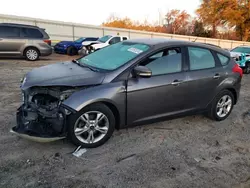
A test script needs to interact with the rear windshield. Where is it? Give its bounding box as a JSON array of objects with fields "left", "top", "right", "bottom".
[
  {"left": 79, "top": 42, "right": 150, "bottom": 71},
  {"left": 231, "top": 47, "right": 250, "bottom": 54}
]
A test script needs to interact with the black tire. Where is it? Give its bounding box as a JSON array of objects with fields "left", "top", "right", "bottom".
[
  {"left": 207, "top": 90, "right": 235, "bottom": 121},
  {"left": 244, "top": 62, "right": 250, "bottom": 74},
  {"left": 24, "top": 47, "right": 40, "bottom": 61},
  {"left": 68, "top": 103, "right": 115, "bottom": 148},
  {"left": 67, "top": 46, "right": 77, "bottom": 56}
]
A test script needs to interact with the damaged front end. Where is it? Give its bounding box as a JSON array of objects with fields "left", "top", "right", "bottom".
[{"left": 12, "top": 86, "right": 79, "bottom": 142}]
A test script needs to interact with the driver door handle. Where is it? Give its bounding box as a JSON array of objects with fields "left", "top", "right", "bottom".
[
  {"left": 213, "top": 74, "right": 220, "bottom": 79},
  {"left": 171, "top": 80, "right": 182, "bottom": 86}
]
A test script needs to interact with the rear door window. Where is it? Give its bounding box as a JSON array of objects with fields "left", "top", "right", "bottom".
[
  {"left": 0, "top": 26, "right": 20, "bottom": 38},
  {"left": 21, "top": 28, "right": 43, "bottom": 38},
  {"left": 188, "top": 47, "right": 216, "bottom": 70}
]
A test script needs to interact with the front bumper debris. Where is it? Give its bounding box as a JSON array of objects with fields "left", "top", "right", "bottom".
[
  {"left": 11, "top": 105, "right": 66, "bottom": 143},
  {"left": 10, "top": 128, "right": 65, "bottom": 142}
]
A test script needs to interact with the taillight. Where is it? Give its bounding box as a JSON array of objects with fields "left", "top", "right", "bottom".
[
  {"left": 232, "top": 63, "right": 243, "bottom": 78},
  {"left": 43, "top": 39, "right": 51, "bottom": 46}
]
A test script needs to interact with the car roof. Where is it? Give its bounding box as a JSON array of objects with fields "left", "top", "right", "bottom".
[
  {"left": 0, "top": 23, "right": 40, "bottom": 29},
  {"left": 125, "top": 38, "right": 229, "bottom": 55}
]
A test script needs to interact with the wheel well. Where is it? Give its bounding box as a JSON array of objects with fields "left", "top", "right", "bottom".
[
  {"left": 23, "top": 46, "right": 40, "bottom": 56},
  {"left": 83, "top": 102, "right": 121, "bottom": 130},
  {"left": 102, "top": 102, "right": 120, "bottom": 130},
  {"left": 227, "top": 88, "right": 237, "bottom": 104}
]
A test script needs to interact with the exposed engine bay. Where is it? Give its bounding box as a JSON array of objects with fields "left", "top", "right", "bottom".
[{"left": 13, "top": 86, "right": 81, "bottom": 139}]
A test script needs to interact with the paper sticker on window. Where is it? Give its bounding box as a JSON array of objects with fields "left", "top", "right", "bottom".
[{"left": 127, "top": 47, "right": 143, "bottom": 54}]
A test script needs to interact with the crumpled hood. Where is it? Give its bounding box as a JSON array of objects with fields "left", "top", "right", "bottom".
[
  {"left": 21, "top": 62, "right": 105, "bottom": 90},
  {"left": 82, "top": 40, "right": 102, "bottom": 46}
]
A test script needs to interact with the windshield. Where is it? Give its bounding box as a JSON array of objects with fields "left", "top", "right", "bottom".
[
  {"left": 98, "top": 35, "right": 112, "bottom": 43},
  {"left": 78, "top": 42, "right": 150, "bottom": 71},
  {"left": 231, "top": 47, "right": 250, "bottom": 54},
  {"left": 74, "top": 37, "right": 85, "bottom": 43}
]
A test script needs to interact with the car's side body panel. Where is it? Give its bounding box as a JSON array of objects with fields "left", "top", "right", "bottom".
[
  {"left": 63, "top": 81, "right": 127, "bottom": 127},
  {"left": 126, "top": 72, "right": 191, "bottom": 125},
  {"left": 64, "top": 40, "right": 241, "bottom": 128}
]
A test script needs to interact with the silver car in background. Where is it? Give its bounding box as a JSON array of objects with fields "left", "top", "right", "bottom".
[{"left": 0, "top": 23, "right": 52, "bottom": 61}]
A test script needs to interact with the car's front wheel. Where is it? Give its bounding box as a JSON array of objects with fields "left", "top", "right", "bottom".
[
  {"left": 208, "top": 90, "right": 234, "bottom": 121},
  {"left": 67, "top": 46, "right": 77, "bottom": 56},
  {"left": 68, "top": 103, "right": 115, "bottom": 148}
]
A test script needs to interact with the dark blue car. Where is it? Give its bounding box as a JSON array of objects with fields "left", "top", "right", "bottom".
[{"left": 54, "top": 37, "right": 98, "bottom": 55}]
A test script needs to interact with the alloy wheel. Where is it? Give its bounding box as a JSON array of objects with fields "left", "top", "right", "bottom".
[
  {"left": 216, "top": 95, "right": 232, "bottom": 118},
  {"left": 74, "top": 111, "right": 109, "bottom": 144}
]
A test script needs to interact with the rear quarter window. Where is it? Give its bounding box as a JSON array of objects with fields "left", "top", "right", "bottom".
[
  {"left": 188, "top": 47, "right": 216, "bottom": 70},
  {"left": 217, "top": 53, "right": 229, "bottom": 66},
  {"left": 21, "top": 28, "right": 44, "bottom": 39}
]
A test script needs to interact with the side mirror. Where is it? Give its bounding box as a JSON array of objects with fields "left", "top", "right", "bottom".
[{"left": 133, "top": 66, "right": 152, "bottom": 78}]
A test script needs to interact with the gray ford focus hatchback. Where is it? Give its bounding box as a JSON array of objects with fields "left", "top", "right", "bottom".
[{"left": 13, "top": 38, "right": 242, "bottom": 147}]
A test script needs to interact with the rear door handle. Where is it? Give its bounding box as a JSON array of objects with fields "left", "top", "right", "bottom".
[
  {"left": 213, "top": 74, "right": 220, "bottom": 79},
  {"left": 171, "top": 80, "right": 182, "bottom": 86}
]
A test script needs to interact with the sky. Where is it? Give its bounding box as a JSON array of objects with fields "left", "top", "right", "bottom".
[{"left": 0, "top": 0, "right": 201, "bottom": 25}]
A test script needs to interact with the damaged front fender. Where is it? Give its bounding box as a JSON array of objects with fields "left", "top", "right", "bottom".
[{"left": 62, "top": 82, "right": 127, "bottom": 127}]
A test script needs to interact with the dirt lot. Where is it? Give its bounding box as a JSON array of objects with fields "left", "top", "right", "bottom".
[{"left": 1, "top": 53, "right": 250, "bottom": 188}]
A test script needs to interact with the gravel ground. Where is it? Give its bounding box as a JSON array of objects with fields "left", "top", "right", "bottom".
[{"left": 1, "top": 53, "right": 250, "bottom": 188}]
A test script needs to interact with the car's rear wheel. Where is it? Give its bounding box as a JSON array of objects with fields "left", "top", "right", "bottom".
[
  {"left": 244, "top": 62, "right": 250, "bottom": 74},
  {"left": 68, "top": 103, "right": 115, "bottom": 148},
  {"left": 208, "top": 90, "right": 234, "bottom": 121},
  {"left": 25, "top": 47, "right": 39, "bottom": 61},
  {"left": 67, "top": 46, "right": 77, "bottom": 56}
]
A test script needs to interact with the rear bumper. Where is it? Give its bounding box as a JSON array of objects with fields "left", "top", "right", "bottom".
[{"left": 40, "top": 47, "right": 53, "bottom": 56}]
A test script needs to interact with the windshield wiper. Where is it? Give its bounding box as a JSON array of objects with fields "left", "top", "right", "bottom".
[{"left": 72, "top": 59, "right": 98, "bottom": 72}]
